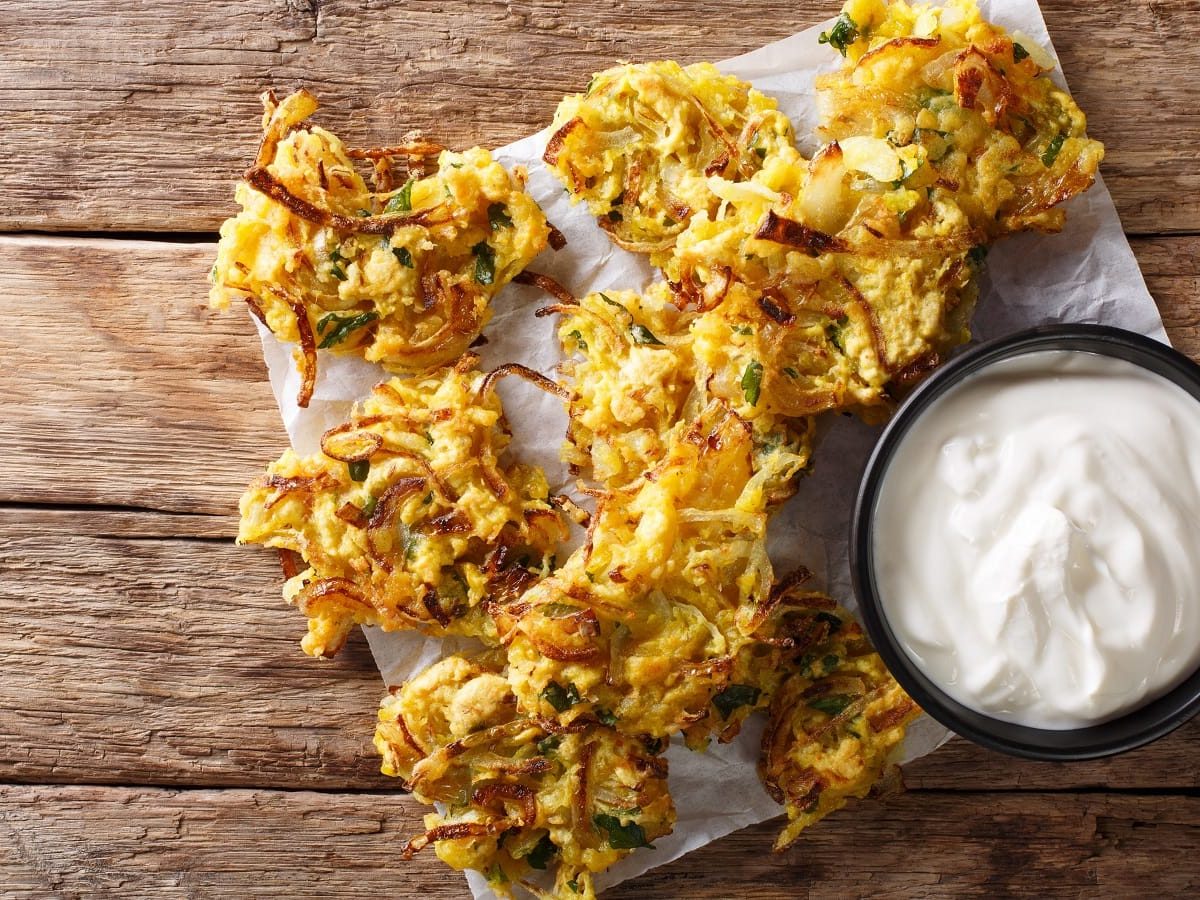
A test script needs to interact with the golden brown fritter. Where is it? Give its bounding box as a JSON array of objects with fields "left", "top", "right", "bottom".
[
  {"left": 211, "top": 90, "right": 550, "bottom": 406},
  {"left": 237, "top": 357, "right": 567, "bottom": 657},
  {"left": 544, "top": 61, "right": 795, "bottom": 266},
  {"left": 375, "top": 652, "right": 674, "bottom": 900},
  {"left": 816, "top": 0, "right": 1104, "bottom": 238},
  {"left": 759, "top": 585, "right": 920, "bottom": 850}
]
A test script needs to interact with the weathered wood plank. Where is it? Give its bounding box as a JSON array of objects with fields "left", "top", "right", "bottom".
[
  {"left": 0, "top": 1, "right": 1196, "bottom": 235},
  {"left": 2, "top": 234, "right": 1198, "bottom": 514},
  {"left": 1, "top": 785, "right": 1197, "bottom": 897},
  {"left": 0, "top": 507, "right": 392, "bottom": 789},
  {"left": 1, "top": 506, "right": 1198, "bottom": 793},
  {"left": 0, "top": 236, "right": 279, "bottom": 515}
]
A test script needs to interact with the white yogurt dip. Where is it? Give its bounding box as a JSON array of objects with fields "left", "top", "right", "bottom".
[{"left": 872, "top": 349, "right": 1200, "bottom": 729}]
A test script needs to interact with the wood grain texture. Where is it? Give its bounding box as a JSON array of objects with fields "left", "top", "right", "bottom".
[
  {"left": 2, "top": 785, "right": 1197, "bottom": 898},
  {"left": 1, "top": 506, "right": 1198, "bottom": 796},
  {"left": 2, "top": 234, "right": 1198, "bottom": 514},
  {"left": 0, "top": 1, "right": 1197, "bottom": 235}
]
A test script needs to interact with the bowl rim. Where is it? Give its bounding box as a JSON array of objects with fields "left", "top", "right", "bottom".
[{"left": 851, "top": 323, "right": 1200, "bottom": 760}]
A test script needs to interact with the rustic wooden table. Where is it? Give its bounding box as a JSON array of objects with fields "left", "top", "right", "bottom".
[{"left": 2, "top": 1, "right": 1198, "bottom": 896}]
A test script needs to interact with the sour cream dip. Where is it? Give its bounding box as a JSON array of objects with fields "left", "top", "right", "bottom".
[{"left": 872, "top": 349, "right": 1200, "bottom": 729}]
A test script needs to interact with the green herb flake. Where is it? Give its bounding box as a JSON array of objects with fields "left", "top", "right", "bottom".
[
  {"left": 598, "top": 293, "right": 623, "bottom": 309},
  {"left": 541, "top": 680, "right": 581, "bottom": 712},
  {"left": 783, "top": 366, "right": 800, "bottom": 379},
  {"left": 807, "top": 694, "right": 855, "bottom": 717},
  {"left": 593, "top": 813, "right": 652, "bottom": 850},
  {"left": 567, "top": 878, "right": 581, "bottom": 894},
  {"left": 740, "top": 360, "right": 764, "bottom": 406},
  {"left": 818, "top": 13, "right": 860, "bottom": 57},
  {"left": 823, "top": 654, "right": 840, "bottom": 671},
  {"left": 734, "top": 324, "right": 753, "bottom": 336},
  {"left": 567, "top": 329, "right": 588, "bottom": 351},
  {"left": 316, "top": 311, "right": 379, "bottom": 349},
  {"left": 1013, "top": 42, "right": 1030, "bottom": 62},
  {"left": 1041, "top": 133, "right": 1065, "bottom": 168},
  {"left": 595, "top": 708, "right": 618, "bottom": 727},
  {"left": 329, "top": 246, "right": 347, "bottom": 263},
  {"left": 630, "top": 323, "right": 664, "bottom": 346},
  {"left": 525, "top": 834, "right": 557, "bottom": 870},
  {"left": 385, "top": 179, "right": 414, "bottom": 214},
  {"left": 487, "top": 202, "right": 514, "bottom": 229},
  {"left": 330, "top": 263, "right": 348, "bottom": 281},
  {"left": 712, "top": 683, "right": 761, "bottom": 719},
  {"left": 486, "top": 863, "right": 508, "bottom": 885},
  {"left": 348, "top": 459, "right": 370, "bottom": 483},
  {"left": 472, "top": 241, "right": 496, "bottom": 285},
  {"left": 536, "top": 735, "right": 562, "bottom": 756},
  {"left": 360, "top": 495, "right": 378, "bottom": 520},
  {"left": 393, "top": 246, "right": 414, "bottom": 268}
]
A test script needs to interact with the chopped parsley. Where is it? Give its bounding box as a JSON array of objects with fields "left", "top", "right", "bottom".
[
  {"left": 1013, "top": 42, "right": 1030, "bottom": 62},
  {"left": 593, "top": 813, "right": 652, "bottom": 850},
  {"left": 1041, "top": 133, "right": 1066, "bottom": 168},
  {"left": 595, "top": 707, "right": 618, "bottom": 727},
  {"left": 712, "top": 683, "right": 761, "bottom": 719},
  {"left": 567, "top": 329, "right": 588, "bottom": 351},
  {"left": 818, "top": 13, "right": 859, "bottom": 57},
  {"left": 525, "top": 834, "right": 557, "bottom": 870},
  {"left": 541, "top": 680, "right": 581, "bottom": 712},
  {"left": 740, "top": 360, "right": 764, "bottom": 406},
  {"left": 392, "top": 246, "right": 414, "bottom": 268},
  {"left": 472, "top": 241, "right": 496, "bottom": 285},
  {"left": 347, "top": 460, "right": 370, "bottom": 482},
  {"left": 488, "top": 202, "right": 514, "bottom": 229}
]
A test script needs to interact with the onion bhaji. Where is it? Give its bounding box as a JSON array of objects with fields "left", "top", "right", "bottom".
[
  {"left": 544, "top": 61, "right": 796, "bottom": 266},
  {"left": 211, "top": 90, "right": 550, "bottom": 406},
  {"left": 222, "top": 0, "right": 1108, "bottom": 892},
  {"left": 237, "top": 357, "right": 567, "bottom": 657},
  {"left": 375, "top": 652, "right": 674, "bottom": 900}
]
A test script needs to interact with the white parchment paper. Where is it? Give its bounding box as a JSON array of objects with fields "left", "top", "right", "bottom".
[{"left": 250, "top": 1, "right": 1164, "bottom": 894}]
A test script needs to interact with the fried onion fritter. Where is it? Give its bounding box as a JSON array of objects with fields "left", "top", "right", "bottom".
[
  {"left": 237, "top": 358, "right": 567, "bottom": 657},
  {"left": 497, "top": 400, "right": 809, "bottom": 747},
  {"left": 817, "top": 0, "right": 1104, "bottom": 238},
  {"left": 211, "top": 90, "right": 550, "bottom": 406},
  {"left": 757, "top": 582, "right": 920, "bottom": 851},
  {"left": 375, "top": 652, "right": 674, "bottom": 900},
  {"left": 544, "top": 61, "right": 795, "bottom": 265},
  {"left": 552, "top": 286, "right": 814, "bottom": 493}
]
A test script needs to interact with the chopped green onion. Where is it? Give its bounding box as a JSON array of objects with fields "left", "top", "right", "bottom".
[
  {"left": 525, "top": 834, "right": 556, "bottom": 870},
  {"left": 593, "top": 813, "right": 651, "bottom": 850},
  {"left": 393, "top": 246, "right": 414, "bottom": 268},
  {"left": 1041, "top": 133, "right": 1065, "bottom": 167},
  {"left": 348, "top": 460, "right": 370, "bottom": 482},
  {"left": 1013, "top": 42, "right": 1030, "bottom": 62}
]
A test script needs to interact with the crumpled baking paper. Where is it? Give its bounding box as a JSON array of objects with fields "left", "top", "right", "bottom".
[{"left": 250, "top": 0, "right": 1165, "bottom": 894}]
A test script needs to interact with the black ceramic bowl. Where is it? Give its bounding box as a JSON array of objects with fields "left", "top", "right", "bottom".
[{"left": 852, "top": 324, "right": 1200, "bottom": 760}]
